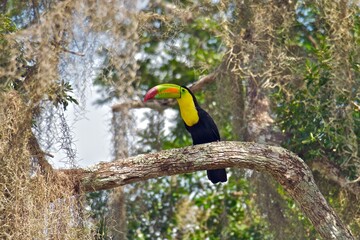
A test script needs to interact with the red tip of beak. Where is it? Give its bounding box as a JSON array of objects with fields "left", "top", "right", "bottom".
[{"left": 144, "top": 86, "right": 158, "bottom": 102}]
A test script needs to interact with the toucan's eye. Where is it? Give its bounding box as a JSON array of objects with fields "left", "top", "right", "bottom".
[{"left": 181, "top": 88, "right": 186, "bottom": 93}]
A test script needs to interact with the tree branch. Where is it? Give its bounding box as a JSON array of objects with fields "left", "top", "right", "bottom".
[
  {"left": 187, "top": 72, "right": 217, "bottom": 92},
  {"left": 29, "top": 132, "right": 54, "bottom": 176},
  {"left": 59, "top": 141, "right": 354, "bottom": 240},
  {"left": 310, "top": 158, "right": 360, "bottom": 197},
  {"left": 111, "top": 99, "right": 168, "bottom": 112}
]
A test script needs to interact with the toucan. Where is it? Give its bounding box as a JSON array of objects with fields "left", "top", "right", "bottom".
[{"left": 144, "top": 83, "right": 227, "bottom": 184}]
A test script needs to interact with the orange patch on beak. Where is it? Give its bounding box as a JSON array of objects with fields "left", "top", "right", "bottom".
[{"left": 162, "top": 88, "right": 179, "bottom": 94}]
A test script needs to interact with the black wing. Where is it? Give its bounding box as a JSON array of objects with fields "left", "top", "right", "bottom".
[
  {"left": 185, "top": 107, "right": 220, "bottom": 145},
  {"left": 184, "top": 107, "right": 227, "bottom": 184}
]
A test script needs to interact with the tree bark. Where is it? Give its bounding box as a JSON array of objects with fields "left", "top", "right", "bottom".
[{"left": 60, "top": 141, "right": 354, "bottom": 240}]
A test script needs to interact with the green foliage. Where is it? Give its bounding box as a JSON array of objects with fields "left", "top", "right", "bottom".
[
  {"left": 138, "top": 10, "right": 224, "bottom": 91},
  {"left": 0, "top": 14, "right": 16, "bottom": 72},
  {"left": 0, "top": 14, "right": 16, "bottom": 37},
  {"left": 272, "top": 4, "right": 360, "bottom": 175},
  {"left": 92, "top": 65, "right": 118, "bottom": 105},
  {"left": 0, "top": 14, "right": 78, "bottom": 111},
  {"left": 86, "top": 191, "right": 110, "bottom": 239},
  {"left": 126, "top": 173, "right": 271, "bottom": 240},
  {"left": 190, "top": 178, "right": 270, "bottom": 240},
  {"left": 271, "top": 2, "right": 360, "bottom": 235},
  {"left": 48, "top": 81, "right": 79, "bottom": 110}
]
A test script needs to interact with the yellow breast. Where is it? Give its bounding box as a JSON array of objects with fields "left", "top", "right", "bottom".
[{"left": 176, "top": 93, "right": 199, "bottom": 127}]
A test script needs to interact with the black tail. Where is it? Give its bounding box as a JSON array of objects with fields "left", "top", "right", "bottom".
[{"left": 207, "top": 169, "right": 227, "bottom": 184}]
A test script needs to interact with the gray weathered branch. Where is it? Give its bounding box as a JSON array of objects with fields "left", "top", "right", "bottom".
[{"left": 59, "top": 141, "right": 354, "bottom": 240}]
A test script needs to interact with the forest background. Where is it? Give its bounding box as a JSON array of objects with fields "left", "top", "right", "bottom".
[{"left": 0, "top": 0, "right": 360, "bottom": 239}]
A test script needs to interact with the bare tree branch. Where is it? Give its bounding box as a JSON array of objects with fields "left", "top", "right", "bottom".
[
  {"left": 59, "top": 141, "right": 354, "bottom": 240},
  {"left": 29, "top": 132, "right": 54, "bottom": 176},
  {"left": 310, "top": 158, "right": 360, "bottom": 197},
  {"left": 111, "top": 99, "right": 167, "bottom": 112},
  {"left": 187, "top": 72, "right": 217, "bottom": 92}
]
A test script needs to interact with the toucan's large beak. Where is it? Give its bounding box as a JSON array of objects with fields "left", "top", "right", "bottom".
[{"left": 144, "top": 84, "right": 181, "bottom": 102}]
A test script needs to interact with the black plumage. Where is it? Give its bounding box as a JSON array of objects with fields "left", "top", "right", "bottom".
[{"left": 182, "top": 86, "right": 227, "bottom": 184}]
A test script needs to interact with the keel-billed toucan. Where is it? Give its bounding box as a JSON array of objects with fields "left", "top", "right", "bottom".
[{"left": 144, "top": 83, "right": 227, "bottom": 184}]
